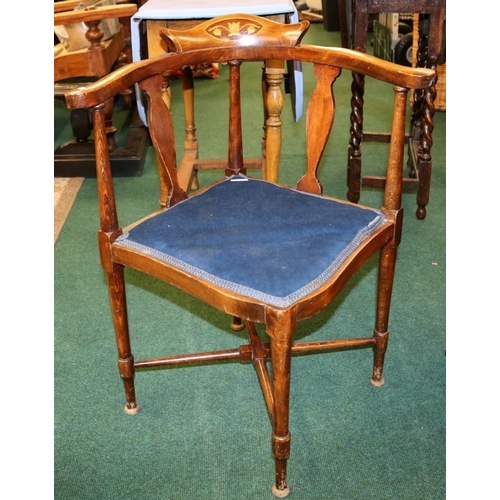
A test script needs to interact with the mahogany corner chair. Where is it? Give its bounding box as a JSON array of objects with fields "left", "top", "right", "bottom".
[{"left": 64, "top": 14, "right": 435, "bottom": 497}]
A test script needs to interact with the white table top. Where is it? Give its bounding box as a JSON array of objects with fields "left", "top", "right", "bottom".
[{"left": 133, "top": 0, "right": 296, "bottom": 20}]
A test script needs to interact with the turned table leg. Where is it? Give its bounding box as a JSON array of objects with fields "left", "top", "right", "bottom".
[{"left": 264, "top": 60, "right": 285, "bottom": 184}]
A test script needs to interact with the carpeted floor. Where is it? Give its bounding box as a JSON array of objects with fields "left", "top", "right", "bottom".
[
  {"left": 54, "top": 24, "right": 446, "bottom": 500},
  {"left": 54, "top": 177, "right": 84, "bottom": 243}
]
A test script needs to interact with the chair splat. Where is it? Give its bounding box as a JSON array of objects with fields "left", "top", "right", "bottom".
[
  {"left": 227, "top": 60, "right": 245, "bottom": 176},
  {"left": 140, "top": 74, "right": 188, "bottom": 208},
  {"left": 297, "top": 63, "right": 341, "bottom": 195}
]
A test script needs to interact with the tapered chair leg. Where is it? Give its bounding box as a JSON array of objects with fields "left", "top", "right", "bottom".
[
  {"left": 107, "top": 267, "right": 139, "bottom": 415},
  {"left": 371, "top": 245, "right": 398, "bottom": 387},
  {"left": 267, "top": 308, "right": 295, "bottom": 498}
]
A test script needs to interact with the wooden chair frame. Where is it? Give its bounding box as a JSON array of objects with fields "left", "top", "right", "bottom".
[{"left": 65, "top": 14, "right": 435, "bottom": 497}]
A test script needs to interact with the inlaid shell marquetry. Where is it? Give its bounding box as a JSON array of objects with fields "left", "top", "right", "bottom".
[{"left": 160, "top": 13, "right": 309, "bottom": 53}]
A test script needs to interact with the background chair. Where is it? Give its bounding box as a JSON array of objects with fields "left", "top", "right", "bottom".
[
  {"left": 338, "top": 0, "right": 445, "bottom": 219},
  {"left": 65, "top": 13, "right": 435, "bottom": 497},
  {"left": 54, "top": 0, "right": 148, "bottom": 177}
]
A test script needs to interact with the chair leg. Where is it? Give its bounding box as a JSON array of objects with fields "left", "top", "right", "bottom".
[
  {"left": 347, "top": 144, "right": 361, "bottom": 203},
  {"left": 414, "top": 77, "right": 437, "bottom": 220},
  {"left": 412, "top": 24, "right": 439, "bottom": 220},
  {"left": 230, "top": 316, "right": 245, "bottom": 331},
  {"left": 104, "top": 97, "right": 118, "bottom": 152},
  {"left": 106, "top": 267, "right": 139, "bottom": 415},
  {"left": 69, "top": 108, "right": 93, "bottom": 143},
  {"left": 267, "top": 308, "right": 295, "bottom": 498},
  {"left": 371, "top": 245, "right": 397, "bottom": 387},
  {"left": 416, "top": 155, "right": 432, "bottom": 220},
  {"left": 346, "top": 72, "right": 364, "bottom": 203},
  {"left": 114, "top": 50, "right": 134, "bottom": 110}
]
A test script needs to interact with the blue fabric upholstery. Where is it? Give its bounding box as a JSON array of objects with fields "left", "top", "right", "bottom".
[{"left": 115, "top": 175, "right": 386, "bottom": 307}]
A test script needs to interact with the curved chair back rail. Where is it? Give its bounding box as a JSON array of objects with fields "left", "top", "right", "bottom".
[{"left": 66, "top": 44, "right": 434, "bottom": 109}]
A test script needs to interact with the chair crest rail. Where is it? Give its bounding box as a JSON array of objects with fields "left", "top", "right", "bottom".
[{"left": 65, "top": 46, "right": 435, "bottom": 110}]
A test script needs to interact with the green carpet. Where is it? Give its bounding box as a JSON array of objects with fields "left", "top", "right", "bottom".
[{"left": 54, "top": 25, "right": 445, "bottom": 499}]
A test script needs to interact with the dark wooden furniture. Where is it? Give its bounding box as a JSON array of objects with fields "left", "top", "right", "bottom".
[
  {"left": 339, "top": 0, "right": 445, "bottom": 219},
  {"left": 65, "top": 14, "right": 434, "bottom": 497},
  {"left": 54, "top": 0, "right": 148, "bottom": 177}
]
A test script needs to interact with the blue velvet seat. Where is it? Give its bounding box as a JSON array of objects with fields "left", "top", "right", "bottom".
[{"left": 116, "top": 175, "right": 386, "bottom": 308}]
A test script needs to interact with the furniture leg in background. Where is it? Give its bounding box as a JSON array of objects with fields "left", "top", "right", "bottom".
[
  {"left": 340, "top": 0, "right": 445, "bottom": 219},
  {"left": 54, "top": 0, "right": 149, "bottom": 177}
]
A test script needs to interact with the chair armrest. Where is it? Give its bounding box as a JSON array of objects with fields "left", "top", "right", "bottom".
[{"left": 65, "top": 55, "right": 164, "bottom": 109}]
